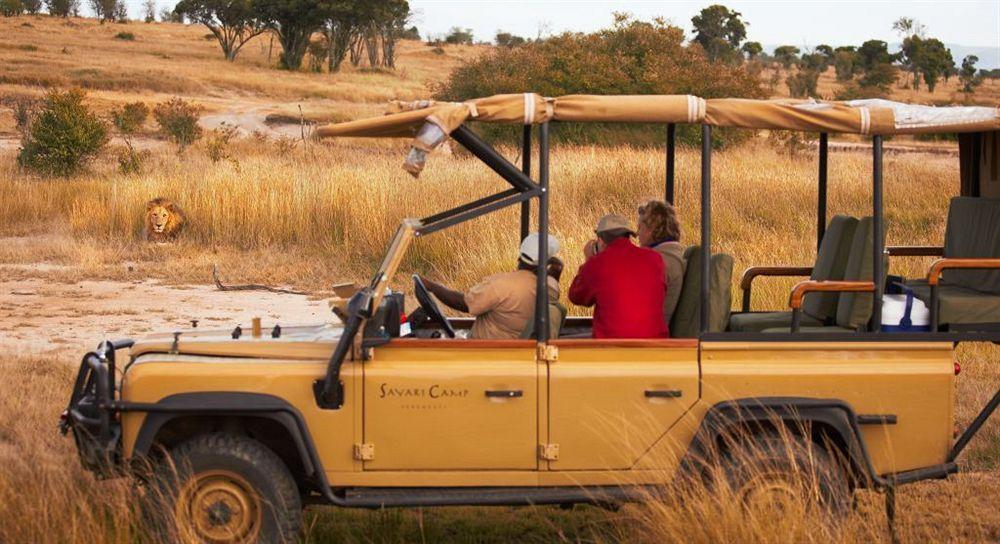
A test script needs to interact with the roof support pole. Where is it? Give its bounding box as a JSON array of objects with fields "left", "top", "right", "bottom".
[
  {"left": 818, "top": 132, "right": 828, "bottom": 251},
  {"left": 536, "top": 121, "right": 551, "bottom": 344},
  {"left": 666, "top": 123, "right": 676, "bottom": 205},
  {"left": 520, "top": 125, "right": 532, "bottom": 241},
  {"left": 700, "top": 124, "right": 712, "bottom": 335},
  {"left": 872, "top": 135, "right": 884, "bottom": 332}
]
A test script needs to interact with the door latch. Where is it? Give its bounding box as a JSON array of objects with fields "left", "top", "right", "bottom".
[{"left": 353, "top": 443, "right": 375, "bottom": 461}]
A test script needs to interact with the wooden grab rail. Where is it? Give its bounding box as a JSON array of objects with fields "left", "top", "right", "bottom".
[
  {"left": 927, "top": 258, "right": 1000, "bottom": 286},
  {"left": 788, "top": 280, "right": 875, "bottom": 309}
]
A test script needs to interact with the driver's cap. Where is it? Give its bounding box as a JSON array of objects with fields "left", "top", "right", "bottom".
[{"left": 519, "top": 233, "right": 560, "bottom": 266}]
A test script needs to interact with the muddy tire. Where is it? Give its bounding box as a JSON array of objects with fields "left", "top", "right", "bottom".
[
  {"left": 144, "top": 433, "right": 302, "bottom": 544},
  {"left": 721, "top": 433, "right": 851, "bottom": 519}
]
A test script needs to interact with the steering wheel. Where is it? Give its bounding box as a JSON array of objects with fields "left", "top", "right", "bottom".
[{"left": 412, "top": 275, "right": 456, "bottom": 338}]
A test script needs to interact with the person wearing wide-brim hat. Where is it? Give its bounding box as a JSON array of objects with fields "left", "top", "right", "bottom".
[
  {"left": 569, "top": 214, "right": 669, "bottom": 339},
  {"left": 418, "top": 233, "right": 562, "bottom": 339}
]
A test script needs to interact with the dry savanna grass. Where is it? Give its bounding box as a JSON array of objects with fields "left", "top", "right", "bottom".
[
  {"left": 764, "top": 65, "right": 1000, "bottom": 105},
  {"left": 0, "top": 16, "right": 483, "bottom": 131},
  {"left": 0, "top": 13, "right": 998, "bottom": 544},
  {"left": 0, "top": 351, "right": 996, "bottom": 543}
]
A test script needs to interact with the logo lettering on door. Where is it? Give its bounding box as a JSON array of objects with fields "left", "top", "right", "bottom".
[{"left": 378, "top": 383, "right": 470, "bottom": 400}]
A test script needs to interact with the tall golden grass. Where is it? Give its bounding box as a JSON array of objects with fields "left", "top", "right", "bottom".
[
  {"left": 0, "top": 135, "right": 961, "bottom": 307},
  {"left": 0, "top": 350, "right": 995, "bottom": 542}
]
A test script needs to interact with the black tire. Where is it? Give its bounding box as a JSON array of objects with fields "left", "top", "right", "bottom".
[
  {"left": 144, "top": 433, "right": 302, "bottom": 544},
  {"left": 721, "top": 433, "right": 852, "bottom": 519}
]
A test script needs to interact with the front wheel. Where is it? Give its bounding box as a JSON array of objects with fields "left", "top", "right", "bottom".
[{"left": 145, "top": 433, "right": 302, "bottom": 543}]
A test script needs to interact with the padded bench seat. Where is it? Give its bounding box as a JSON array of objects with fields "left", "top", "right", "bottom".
[
  {"left": 901, "top": 197, "right": 1000, "bottom": 327},
  {"left": 907, "top": 280, "right": 1000, "bottom": 326}
]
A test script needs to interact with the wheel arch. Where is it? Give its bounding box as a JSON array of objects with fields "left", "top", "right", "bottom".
[
  {"left": 128, "top": 392, "right": 335, "bottom": 500},
  {"left": 679, "top": 397, "right": 882, "bottom": 489}
]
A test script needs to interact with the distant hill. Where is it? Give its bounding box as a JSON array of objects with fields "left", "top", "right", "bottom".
[{"left": 763, "top": 43, "right": 999, "bottom": 70}]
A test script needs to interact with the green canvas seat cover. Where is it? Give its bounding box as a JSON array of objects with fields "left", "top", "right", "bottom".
[
  {"left": 835, "top": 216, "right": 875, "bottom": 330},
  {"left": 761, "top": 325, "right": 856, "bottom": 333},
  {"left": 670, "top": 246, "right": 733, "bottom": 338},
  {"left": 764, "top": 217, "right": 875, "bottom": 333},
  {"left": 802, "top": 215, "right": 859, "bottom": 320},
  {"left": 728, "top": 215, "right": 858, "bottom": 332},
  {"left": 728, "top": 311, "right": 823, "bottom": 332},
  {"left": 907, "top": 280, "right": 1000, "bottom": 326},
  {"left": 942, "top": 197, "right": 1000, "bottom": 294}
]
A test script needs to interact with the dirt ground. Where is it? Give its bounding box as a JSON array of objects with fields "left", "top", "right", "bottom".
[{"left": 0, "top": 262, "right": 330, "bottom": 356}]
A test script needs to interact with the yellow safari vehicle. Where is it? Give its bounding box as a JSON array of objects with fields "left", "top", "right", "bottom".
[{"left": 63, "top": 94, "right": 1000, "bottom": 542}]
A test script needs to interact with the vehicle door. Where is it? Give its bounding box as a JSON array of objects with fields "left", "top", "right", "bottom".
[
  {"left": 362, "top": 339, "right": 539, "bottom": 470},
  {"left": 544, "top": 339, "right": 700, "bottom": 470}
]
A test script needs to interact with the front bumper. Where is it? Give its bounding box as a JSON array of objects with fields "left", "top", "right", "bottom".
[{"left": 60, "top": 339, "right": 133, "bottom": 476}]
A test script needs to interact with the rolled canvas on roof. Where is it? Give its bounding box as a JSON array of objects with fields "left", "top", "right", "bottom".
[
  {"left": 846, "top": 99, "right": 1000, "bottom": 135},
  {"left": 316, "top": 93, "right": 1000, "bottom": 140}
]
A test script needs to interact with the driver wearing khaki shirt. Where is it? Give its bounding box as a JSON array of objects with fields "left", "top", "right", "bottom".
[
  {"left": 419, "top": 233, "right": 561, "bottom": 339},
  {"left": 465, "top": 270, "right": 561, "bottom": 339}
]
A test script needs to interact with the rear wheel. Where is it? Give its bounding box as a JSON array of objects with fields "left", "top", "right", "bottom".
[
  {"left": 721, "top": 433, "right": 851, "bottom": 519},
  {"left": 145, "top": 433, "right": 302, "bottom": 543}
]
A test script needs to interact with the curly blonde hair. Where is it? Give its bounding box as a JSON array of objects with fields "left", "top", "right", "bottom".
[{"left": 638, "top": 200, "right": 681, "bottom": 242}]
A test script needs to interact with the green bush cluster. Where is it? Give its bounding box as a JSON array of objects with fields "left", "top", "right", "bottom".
[
  {"left": 435, "top": 14, "right": 765, "bottom": 147},
  {"left": 153, "top": 97, "right": 203, "bottom": 150},
  {"left": 111, "top": 101, "right": 149, "bottom": 135},
  {"left": 17, "top": 89, "right": 108, "bottom": 177}
]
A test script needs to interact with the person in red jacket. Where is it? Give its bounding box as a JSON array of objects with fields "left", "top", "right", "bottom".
[{"left": 568, "top": 214, "right": 669, "bottom": 339}]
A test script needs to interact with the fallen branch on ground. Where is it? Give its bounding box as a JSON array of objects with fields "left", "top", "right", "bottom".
[{"left": 212, "top": 264, "right": 307, "bottom": 295}]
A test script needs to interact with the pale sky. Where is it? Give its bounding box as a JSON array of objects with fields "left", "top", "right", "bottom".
[
  {"left": 409, "top": 0, "right": 1000, "bottom": 48},
  {"left": 122, "top": 0, "right": 999, "bottom": 52}
]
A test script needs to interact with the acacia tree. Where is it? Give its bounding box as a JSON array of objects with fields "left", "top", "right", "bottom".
[
  {"left": 915, "top": 38, "right": 953, "bottom": 92},
  {"left": 44, "top": 0, "right": 77, "bottom": 16},
  {"left": 90, "top": 0, "right": 126, "bottom": 22},
  {"left": 773, "top": 45, "right": 800, "bottom": 69},
  {"left": 175, "top": 0, "right": 267, "bottom": 61},
  {"left": 252, "top": 0, "right": 326, "bottom": 70},
  {"left": 321, "top": 0, "right": 361, "bottom": 73},
  {"left": 833, "top": 46, "right": 859, "bottom": 81},
  {"left": 740, "top": 40, "right": 762, "bottom": 61},
  {"left": 690, "top": 3, "right": 747, "bottom": 63},
  {"left": 960, "top": 55, "right": 983, "bottom": 93}
]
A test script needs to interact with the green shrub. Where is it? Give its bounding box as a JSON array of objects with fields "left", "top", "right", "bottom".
[
  {"left": 435, "top": 14, "right": 765, "bottom": 147},
  {"left": 110, "top": 101, "right": 149, "bottom": 135},
  {"left": 0, "top": 0, "right": 23, "bottom": 16},
  {"left": 153, "top": 97, "right": 203, "bottom": 150},
  {"left": 114, "top": 31, "right": 136, "bottom": 41},
  {"left": 17, "top": 89, "right": 108, "bottom": 176},
  {"left": 205, "top": 122, "right": 239, "bottom": 163},
  {"left": 116, "top": 145, "right": 148, "bottom": 175}
]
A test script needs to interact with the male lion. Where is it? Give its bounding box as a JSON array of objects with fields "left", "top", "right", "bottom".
[{"left": 144, "top": 197, "right": 185, "bottom": 242}]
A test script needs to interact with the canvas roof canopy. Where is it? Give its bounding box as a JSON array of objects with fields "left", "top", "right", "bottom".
[{"left": 316, "top": 92, "right": 1000, "bottom": 140}]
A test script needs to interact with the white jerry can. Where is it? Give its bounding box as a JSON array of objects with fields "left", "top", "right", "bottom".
[{"left": 882, "top": 290, "right": 931, "bottom": 332}]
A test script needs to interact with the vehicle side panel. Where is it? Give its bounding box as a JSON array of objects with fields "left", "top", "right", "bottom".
[
  {"left": 546, "top": 341, "right": 699, "bottom": 470},
  {"left": 646, "top": 341, "right": 954, "bottom": 475},
  {"left": 363, "top": 342, "right": 538, "bottom": 470},
  {"left": 120, "top": 355, "right": 360, "bottom": 474}
]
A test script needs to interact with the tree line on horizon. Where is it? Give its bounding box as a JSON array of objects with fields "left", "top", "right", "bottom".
[{"left": 1, "top": 0, "right": 994, "bottom": 96}]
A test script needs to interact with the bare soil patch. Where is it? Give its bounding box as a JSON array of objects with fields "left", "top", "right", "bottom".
[{"left": 0, "top": 264, "right": 329, "bottom": 355}]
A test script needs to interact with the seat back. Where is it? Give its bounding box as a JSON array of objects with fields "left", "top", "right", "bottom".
[
  {"left": 671, "top": 246, "right": 734, "bottom": 338},
  {"left": 943, "top": 197, "right": 1000, "bottom": 294},
  {"left": 803, "top": 215, "right": 859, "bottom": 321},
  {"left": 520, "top": 302, "right": 568, "bottom": 339},
  {"left": 835, "top": 217, "right": 875, "bottom": 330}
]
